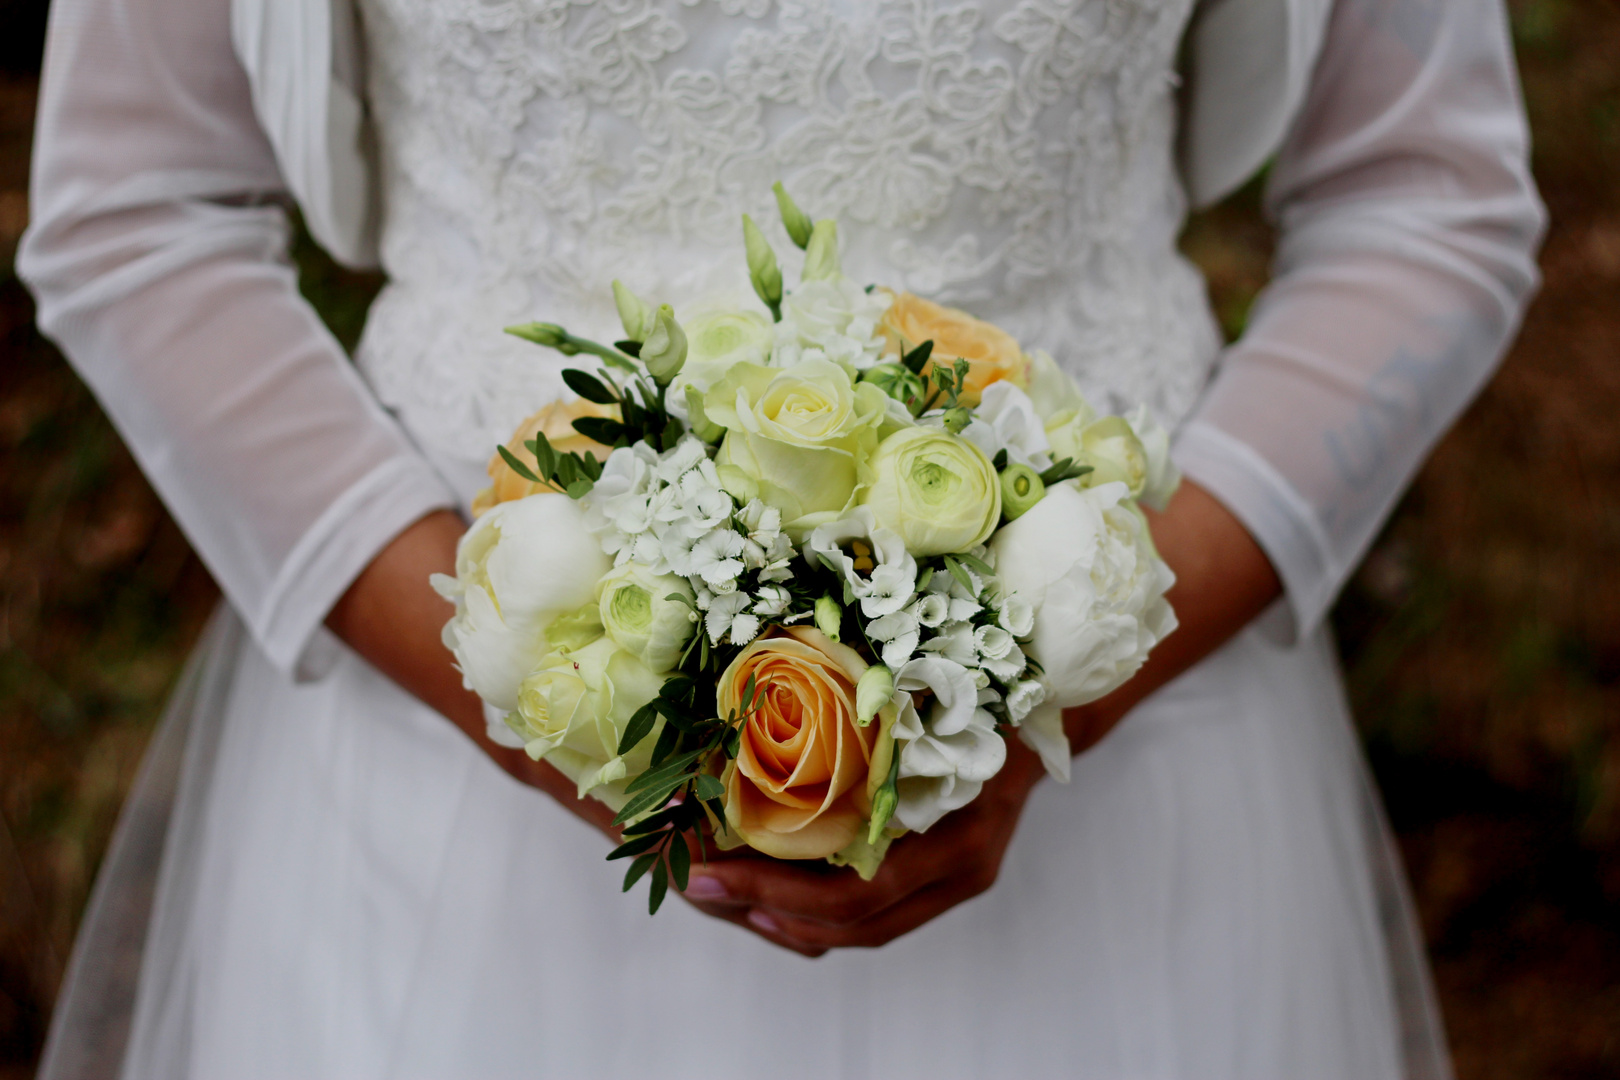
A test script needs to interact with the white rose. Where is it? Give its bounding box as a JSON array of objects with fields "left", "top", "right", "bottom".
[
  {"left": 596, "top": 562, "right": 697, "bottom": 673},
  {"left": 432, "top": 495, "right": 612, "bottom": 713},
  {"left": 989, "top": 482, "right": 1177, "bottom": 779},
  {"left": 1023, "top": 349, "right": 1090, "bottom": 422},
  {"left": 507, "top": 637, "right": 665, "bottom": 808}
]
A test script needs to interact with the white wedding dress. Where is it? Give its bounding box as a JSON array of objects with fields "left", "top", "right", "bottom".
[{"left": 21, "top": 0, "right": 1544, "bottom": 1077}]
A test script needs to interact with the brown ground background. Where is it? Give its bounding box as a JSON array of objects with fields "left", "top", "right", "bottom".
[{"left": 2, "top": 0, "right": 1618, "bottom": 1075}]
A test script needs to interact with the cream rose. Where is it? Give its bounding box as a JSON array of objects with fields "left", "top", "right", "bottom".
[
  {"left": 719, "top": 627, "right": 895, "bottom": 860},
  {"left": 859, "top": 426, "right": 1001, "bottom": 556},
  {"left": 508, "top": 637, "right": 665, "bottom": 808},
  {"left": 472, "top": 399, "right": 619, "bottom": 516},
  {"left": 703, "top": 359, "right": 889, "bottom": 532},
  {"left": 879, "top": 291, "right": 1027, "bottom": 405}
]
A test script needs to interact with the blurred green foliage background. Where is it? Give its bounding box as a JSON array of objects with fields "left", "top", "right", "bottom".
[{"left": 2, "top": 1, "right": 1619, "bottom": 1076}]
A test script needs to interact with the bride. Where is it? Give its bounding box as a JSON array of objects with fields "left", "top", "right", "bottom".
[{"left": 21, "top": 0, "right": 1541, "bottom": 1076}]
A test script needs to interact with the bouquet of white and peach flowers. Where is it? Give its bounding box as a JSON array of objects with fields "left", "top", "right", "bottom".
[{"left": 435, "top": 186, "right": 1179, "bottom": 912}]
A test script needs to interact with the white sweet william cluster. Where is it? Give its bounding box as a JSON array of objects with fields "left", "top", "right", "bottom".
[{"left": 584, "top": 434, "right": 797, "bottom": 649}]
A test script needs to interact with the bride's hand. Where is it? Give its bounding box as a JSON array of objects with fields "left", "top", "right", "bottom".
[{"left": 681, "top": 479, "right": 1283, "bottom": 955}]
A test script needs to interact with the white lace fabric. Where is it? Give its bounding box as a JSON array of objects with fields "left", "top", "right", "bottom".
[{"left": 355, "top": 0, "right": 1219, "bottom": 468}]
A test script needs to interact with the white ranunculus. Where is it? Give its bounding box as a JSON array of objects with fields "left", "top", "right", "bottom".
[
  {"left": 1125, "top": 403, "right": 1181, "bottom": 511},
  {"left": 507, "top": 637, "right": 665, "bottom": 808},
  {"left": 989, "top": 482, "right": 1177, "bottom": 773},
  {"left": 596, "top": 562, "right": 696, "bottom": 673},
  {"left": 672, "top": 308, "right": 775, "bottom": 399},
  {"left": 432, "top": 494, "right": 612, "bottom": 713}
]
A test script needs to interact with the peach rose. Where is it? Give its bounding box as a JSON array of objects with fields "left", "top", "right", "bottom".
[
  {"left": 879, "top": 291, "right": 1027, "bottom": 406},
  {"left": 471, "top": 399, "right": 619, "bottom": 516},
  {"left": 719, "top": 627, "right": 895, "bottom": 860}
]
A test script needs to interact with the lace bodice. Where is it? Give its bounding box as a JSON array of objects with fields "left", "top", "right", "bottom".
[{"left": 355, "top": 0, "right": 1223, "bottom": 464}]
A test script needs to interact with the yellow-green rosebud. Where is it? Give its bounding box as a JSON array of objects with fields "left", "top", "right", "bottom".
[
  {"left": 773, "top": 181, "right": 815, "bottom": 249},
  {"left": 611, "top": 280, "right": 654, "bottom": 342},
  {"left": 814, "top": 594, "right": 843, "bottom": 642},
  {"left": 640, "top": 304, "right": 687, "bottom": 384},
  {"left": 855, "top": 664, "right": 893, "bottom": 727},
  {"left": 999, "top": 463, "right": 1046, "bottom": 521},
  {"left": 801, "top": 219, "right": 840, "bottom": 282},
  {"left": 742, "top": 214, "right": 783, "bottom": 311}
]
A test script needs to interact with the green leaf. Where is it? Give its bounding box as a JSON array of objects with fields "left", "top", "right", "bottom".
[
  {"left": 668, "top": 837, "right": 691, "bottom": 893},
  {"left": 612, "top": 781, "right": 681, "bottom": 827},
  {"left": 664, "top": 591, "right": 698, "bottom": 611},
  {"left": 606, "top": 832, "right": 664, "bottom": 861},
  {"left": 617, "top": 702, "right": 660, "bottom": 756},
  {"left": 565, "top": 479, "right": 594, "bottom": 500},
  {"left": 740, "top": 671, "right": 758, "bottom": 713},
  {"left": 621, "top": 805, "right": 683, "bottom": 836},
  {"left": 531, "top": 432, "right": 557, "bottom": 480},
  {"left": 944, "top": 555, "right": 977, "bottom": 594},
  {"left": 562, "top": 368, "right": 620, "bottom": 405},
  {"left": 956, "top": 552, "right": 995, "bottom": 578},
  {"left": 496, "top": 444, "right": 543, "bottom": 483},
  {"left": 573, "top": 416, "right": 629, "bottom": 444},
  {"left": 614, "top": 339, "right": 643, "bottom": 358},
  {"left": 694, "top": 772, "right": 725, "bottom": 801},
  {"left": 916, "top": 567, "right": 934, "bottom": 592},
  {"left": 992, "top": 448, "right": 1009, "bottom": 471},
  {"left": 580, "top": 453, "right": 603, "bottom": 480},
  {"left": 648, "top": 860, "right": 669, "bottom": 915},
  {"left": 623, "top": 749, "right": 705, "bottom": 796},
  {"left": 704, "top": 798, "right": 727, "bottom": 830},
  {"left": 649, "top": 722, "right": 681, "bottom": 766},
  {"left": 622, "top": 851, "right": 659, "bottom": 891},
  {"left": 902, "top": 339, "right": 933, "bottom": 375}
]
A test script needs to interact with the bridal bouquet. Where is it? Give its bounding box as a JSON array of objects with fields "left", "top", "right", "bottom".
[{"left": 434, "top": 186, "right": 1179, "bottom": 912}]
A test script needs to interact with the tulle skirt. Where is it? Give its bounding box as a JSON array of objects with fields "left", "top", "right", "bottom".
[{"left": 39, "top": 606, "right": 1452, "bottom": 1079}]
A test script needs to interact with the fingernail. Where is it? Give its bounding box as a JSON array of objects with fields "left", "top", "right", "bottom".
[
  {"left": 684, "top": 875, "right": 730, "bottom": 901},
  {"left": 747, "top": 908, "right": 780, "bottom": 934}
]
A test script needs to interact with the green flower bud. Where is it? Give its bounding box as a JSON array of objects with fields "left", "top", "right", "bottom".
[
  {"left": 855, "top": 664, "right": 893, "bottom": 727},
  {"left": 814, "top": 594, "right": 843, "bottom": 642},
  {"left": 868, "top": 781, "right": 898, "bottom": 847},
  {"left": 504, "top": 322, "right": 570, "bottom": 349},
  {"left": 685, "top": 385, "right": 725, "bottom": 443},
  {"left": 773, "top": 181, "right": 814, "bottom": 249},
  {"left": 801, "top": 219, "right": 841, "bottom": 282},
  {"left": 742, "top": 214, "right": 783, "bottom": 311},
  {"left": 640, "top": 304, "right": 687, "bottom": 384},
  {"left": 859, "top": 362, "right": 923, "bottom": 402},
  {"left": 999, "top": 462, "right": 1046, "bottom": 521},
  {"left": 612, "top": 280, "right": 654, "bottom": 342},
  {"left": 941, "top": 406, "right": 973, "bottom": 435}
]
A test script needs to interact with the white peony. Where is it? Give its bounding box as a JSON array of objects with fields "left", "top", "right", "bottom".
[
  {"left": 989, "top": 482, "right": 1177, "bottom": 778},
  {"left": 432, "top": 494, "right": 612, "bottom": 713}
]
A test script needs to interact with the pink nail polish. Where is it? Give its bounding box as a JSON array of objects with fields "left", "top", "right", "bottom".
[
  {"left": 747, "top": 908, "right": 780, "bottom": 934},
  {"left": 684, "top": 875, "right": 729, "bottom": 901}
]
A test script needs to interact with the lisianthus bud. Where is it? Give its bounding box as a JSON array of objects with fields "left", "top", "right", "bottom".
[
  {"left": 597, "top": 563, "right": 696, "bottom": 673},
  {"left": 868, "top": 779, "right": 898, "bottom": 846},
  {"left": 999, "top": 463, "right": 1046, "bottom": 521},
  {"left": 742, "top": 214, "right": 783, "bottom": 311},
  {"left": 855, "top": 664, "right": 894, "bottom": 726},
  {"left": 640, "top": 304, "right": 687, "bottom": 384},
  {"left": 685, "top": 385, "right": 725, "bottom": 443},
  {"left": 773, "top": 181, "right": 814, "bottom": 249},
  {"left": 612, "top": 280, "right": 654, "bottom": 342},
  {"left": 505, "top": 322, "right": 569, "bottom": 349},
  {"left": 815, "top": 594, "right": 843, "bottom": 641},
  {"left": 801, "top": 219, "right": 841, "bottom": 282}
]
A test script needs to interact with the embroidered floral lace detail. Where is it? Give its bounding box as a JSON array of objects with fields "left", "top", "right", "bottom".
[{"left": 356, "top": 0, "right": 1222, "bottom": 463}]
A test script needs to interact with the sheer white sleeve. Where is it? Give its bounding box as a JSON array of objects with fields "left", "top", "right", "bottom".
[
  {"left": 1174, "top": 0, "right": 1545, "bottom": 640},
  {"left": 17, "top": 0, "right": 458, "bottom": 679}
]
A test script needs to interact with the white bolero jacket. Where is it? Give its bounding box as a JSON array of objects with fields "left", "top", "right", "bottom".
[{"left": 20, "top": 0, "right": 1544, "bottom": 678}]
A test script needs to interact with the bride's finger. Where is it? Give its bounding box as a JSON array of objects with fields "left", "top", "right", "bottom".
[{"left": 677, "top": 894, "right": 829, "bottom": 958}]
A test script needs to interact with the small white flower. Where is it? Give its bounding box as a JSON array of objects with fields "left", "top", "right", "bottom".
[
  {"left": 922, "top": 622, "right": 978, "bottom": 667},
  {"left": 948, "top": 596, "right": 983, "bottom": 623},
  {"left": 728, "top": 612, "right": 762, "bottom": 646},
  {"left": 690, "top": 529, "right": 746, "bottom": 586},
  {"left": 980, "top": 647, "right": 1027, "bottom": 682},
  {"left": 975, "top": 625, "right": 1015, "bottom": 661},
  {"left": 1005, "top": 679, "right": 1046, "bottom": 723},
  {"left": 704, "top": 590, "right": 751, "bottom": 644},
  {"left": 654, "top": 436, "right": 708, "bottom": 483},
  {"left": 868, "top": 609, "right": 921, "bottom": 668},
  {"left": 916, "top": 593, "right": 950, "bottom": 627},
  {"left": 863, "top": 563, "right": 916, "bottom": 618},
  {"left": 752, "top": 585, "right": 791, "bottom": 616},
  {"left": 998, "top": 595, "right": 1035, "bottom": 637}
]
